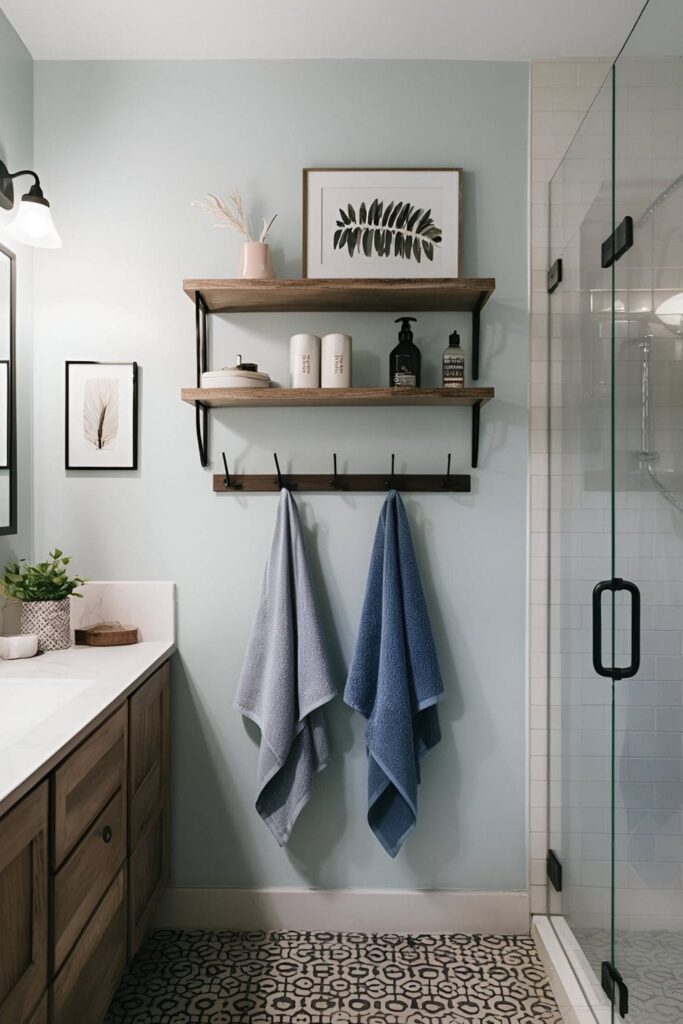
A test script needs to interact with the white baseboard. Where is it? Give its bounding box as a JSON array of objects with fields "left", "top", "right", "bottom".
[{"left": 155, "top": 887, "right": 529, "bottom": 934}]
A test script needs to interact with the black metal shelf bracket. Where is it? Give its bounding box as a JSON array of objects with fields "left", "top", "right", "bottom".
[
  {"left": 471, "top": 401, "right": 482, "bottom": 469},
  {"left": 191, "top": 294, "right": 489, "bottom": 469},
  {"left": 471, "top": 298, "right": 484, "bottom": 381},
  {"left": 194, "top": 292, "right": 209, "bottom": 467}
]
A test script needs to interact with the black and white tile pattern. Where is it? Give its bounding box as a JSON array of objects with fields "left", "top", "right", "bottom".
[{"left": 105, "top": 930, "right": 562, "bottom": 1023}]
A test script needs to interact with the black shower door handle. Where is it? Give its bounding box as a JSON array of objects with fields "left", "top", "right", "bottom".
[{"left": 592, "top": 578, "right": 641, "bottom": 680}]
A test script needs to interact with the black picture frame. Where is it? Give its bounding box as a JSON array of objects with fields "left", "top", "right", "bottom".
[
  {"left": 0, "top": 243, "right": 17, "bottom": 536},
  {"left": 0, "top": 361, "right": 10, "bottom": 470},
  {"left": 65, "top": 361, "right": 138, "bottom": 470}
]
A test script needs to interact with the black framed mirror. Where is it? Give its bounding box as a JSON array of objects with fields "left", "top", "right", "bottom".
[{"left": 0, "top": 243, "right": 16, "bottom": 535}]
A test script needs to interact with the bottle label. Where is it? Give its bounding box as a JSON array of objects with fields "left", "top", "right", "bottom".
[
  {"left": 443, "top": 353, "right": 465, "bottom": 389},
  {"left": 394, "top": 371, "right": 417, "bottom": 387}
]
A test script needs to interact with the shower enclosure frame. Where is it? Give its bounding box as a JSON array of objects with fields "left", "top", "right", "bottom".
[{"left": 542, "top": 3, "right": 683, "bottom": 1021}]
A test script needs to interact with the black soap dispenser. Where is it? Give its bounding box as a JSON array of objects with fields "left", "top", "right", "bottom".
[{"left": 390, "top": 316, "right": 421, "bottom": 387}]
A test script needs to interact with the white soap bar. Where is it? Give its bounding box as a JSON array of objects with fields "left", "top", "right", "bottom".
[{"left": 0, "top": 634, "right": 39, "bottom": 659}]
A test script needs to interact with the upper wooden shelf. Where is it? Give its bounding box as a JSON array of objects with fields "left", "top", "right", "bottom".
[
  {"left": 181, "top": 386, "right": 494, "bottom": 408},
  {"left": 183, "top": 278, "right": 495, "bottom": 314}
]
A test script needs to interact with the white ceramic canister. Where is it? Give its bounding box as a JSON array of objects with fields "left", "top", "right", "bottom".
[
  {"left": 290, "top": 334, "right": 321, "bottom": 388},
  {"left": 321, "top": 333, "right": 352, "bottom": 388}
]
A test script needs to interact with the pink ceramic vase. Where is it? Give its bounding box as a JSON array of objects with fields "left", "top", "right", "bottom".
[{"left": 239, "top": 241, "right": 275, "bottom": 279}]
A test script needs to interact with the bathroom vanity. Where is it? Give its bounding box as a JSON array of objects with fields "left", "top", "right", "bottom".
[{"left": 0, "top": 583, "right": 174, "bottom": 1024}]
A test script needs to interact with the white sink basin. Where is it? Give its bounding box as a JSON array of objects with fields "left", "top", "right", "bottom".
[{"left": 0, "top": 677, "right": 94, "bottom": 747}]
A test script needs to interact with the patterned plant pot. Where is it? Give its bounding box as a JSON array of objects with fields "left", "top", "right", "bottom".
[{"left": 21, "top": 598, "right": 71, "bottom": 652}]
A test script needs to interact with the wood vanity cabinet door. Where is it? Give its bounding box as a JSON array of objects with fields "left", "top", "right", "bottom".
[
  {"left": 129, "top": 662, "right": 170, "bottom": 849},
  {"left": 128, "top": 798, "right": 170, "bottom": 956},
  {"left": 0, "top": 783, "right": 48, "bottom": 1024},
  {"left": 53, "top": 705, "right": 127, "bottom": 868},
  {"left": 53, "top": 788, "right": 126, "bottom": 971},
  {"left": 52, "top": 868, "right": 126, "bottom": 1024},
  {"left": 128, "top": 661, "right": 170, "bottom": 956},
  {"left": 25, "top": 995, "right": 47, "bottom": 1024}
]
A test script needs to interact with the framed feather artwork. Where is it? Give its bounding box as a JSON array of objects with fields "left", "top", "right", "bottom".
[
  {"left": 303, "top": 168, "right": 462, "bottom": 279},
  {"left": 65, "top": 361, "right": 138, "bottom": 470}
]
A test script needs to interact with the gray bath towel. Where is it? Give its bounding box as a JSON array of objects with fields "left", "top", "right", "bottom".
[{"left": 234, "top": 488, "right": 336, "bottom": 845}]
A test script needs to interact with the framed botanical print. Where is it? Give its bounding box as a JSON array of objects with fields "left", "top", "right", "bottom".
[
  {"left": 303, "top": 168, "right": 462, "bottom": 279},
  {"left": 65, "top": 361, "right": 138, "bottom": 470}
]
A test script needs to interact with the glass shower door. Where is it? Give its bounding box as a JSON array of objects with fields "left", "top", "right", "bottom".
[
  {"left": 611, "top": 4, "right": 683, "bottom": 1019},
  {"left": 547, "top": 64, "right": 616, "bottom": 1000},
  {"left": 549, "top": 4, "right": 683, "bottom": 1021}
]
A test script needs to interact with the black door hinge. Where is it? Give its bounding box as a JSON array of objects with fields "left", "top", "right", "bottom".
[
  {"left": 546, "top": 849, "right": 563, "bottom": 892},
  {"left": 602, "top": 961, "right": 629, "bottom": 1017},
  {"left": 601, "top": 216, "right": 634, "bottom": 269},
  {"left": 547, "top": 258, "right": 563, "bottom": 294}
]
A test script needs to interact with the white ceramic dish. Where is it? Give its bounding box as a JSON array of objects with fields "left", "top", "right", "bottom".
[
  {"left": 0, "top": 634, "right": 39, "bottom": 660},
  {"left": 201, "top": 369, "right": 271, "bottom": 389}
]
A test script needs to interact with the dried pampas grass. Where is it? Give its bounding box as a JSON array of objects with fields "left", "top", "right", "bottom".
[{"left": 191, "top": 190, "right": 277, "bottom": 242}]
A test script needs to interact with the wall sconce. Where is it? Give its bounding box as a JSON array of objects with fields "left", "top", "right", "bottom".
[
  {"left": 656, "top": 292, "right": 683, "bottom": 331},
  {"left": 0, "top": 159, "right": 62, "bottom": 249}
]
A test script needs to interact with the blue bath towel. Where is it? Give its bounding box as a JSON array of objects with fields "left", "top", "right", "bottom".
[
  {"left": 235, "top": 488, "right": 337, "bottom": 845},
  {"left": 344, "top": 490, "right": 443, "bottom": 857}
]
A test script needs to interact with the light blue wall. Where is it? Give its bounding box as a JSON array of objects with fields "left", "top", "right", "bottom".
[
  {"left": 33, "top": 59, "right": 529, "bottom": 891},
  {"left": 0, "top": 11, "right": 33, "bottom": 572}
]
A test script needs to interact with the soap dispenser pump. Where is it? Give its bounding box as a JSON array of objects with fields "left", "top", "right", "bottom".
[{"left": 390, "top": 316, "right": 421, "bottom": 387}]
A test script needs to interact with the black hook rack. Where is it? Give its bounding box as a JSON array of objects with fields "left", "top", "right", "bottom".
[{"left": 215, "top": 453, "right": 469, "bottom": 493}]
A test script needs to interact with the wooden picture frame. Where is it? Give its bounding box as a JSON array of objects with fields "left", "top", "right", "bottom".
[
  {"left": 65, "top": 361, "right": 138, "bottom": 471},
  {"left": 303, "top": 167, "right": 463, "bottom": 279}
]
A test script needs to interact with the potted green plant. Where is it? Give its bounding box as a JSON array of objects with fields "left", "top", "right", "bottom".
[{"left": 1, "top": 550, "right": 86, "bottom": 652}]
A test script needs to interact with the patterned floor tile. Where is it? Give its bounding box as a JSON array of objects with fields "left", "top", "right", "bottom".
[
  {"left": 576, "top": 926, "right": 683, "bottom": 1024},
  {"left": 105, "top": 930, "right": 562, "bottom": 1023}
]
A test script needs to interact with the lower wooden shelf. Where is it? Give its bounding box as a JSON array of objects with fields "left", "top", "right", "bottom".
[{"left": 181, "top": 386, "right": 494, "bottom": 408}]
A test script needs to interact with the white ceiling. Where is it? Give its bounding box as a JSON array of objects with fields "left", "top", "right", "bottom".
[{"left": 2, "top": 0, "right": 647, "bottom": 61}]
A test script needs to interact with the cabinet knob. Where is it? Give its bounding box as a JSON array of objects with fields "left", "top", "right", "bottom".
[{"left": 102, "top": 825, "right": 113, "bottom": 844}]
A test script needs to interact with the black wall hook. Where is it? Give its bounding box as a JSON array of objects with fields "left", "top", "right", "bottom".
[
  {"left": 330, "top": 453, "right": 339, "bottom": 490},
  {"left": 385, "top": 453, "right": 396, "bottom": 490},
  {"left": 220, "top": 451, "right": 242, "bottom": 490},
  {"left": 441, "top": 453, "right": 452, "bottom": 489},
  {"left": 273, "top": 452, "right": 283, "bottom": 490},
  {"left": 221, "top": 451, "right": 231, "bottom": 489}
]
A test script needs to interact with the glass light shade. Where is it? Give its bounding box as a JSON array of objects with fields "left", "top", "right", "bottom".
[
  {"left": 4, "top": 197, "right": 62, "bottom": 249},
  {"left": 655, "top": 292, "right": 683, "bottom": 327}
]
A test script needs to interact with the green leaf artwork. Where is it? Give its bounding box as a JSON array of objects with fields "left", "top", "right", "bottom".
[{"left": 333, "top": 201, "right": 442, "bottom": 261}]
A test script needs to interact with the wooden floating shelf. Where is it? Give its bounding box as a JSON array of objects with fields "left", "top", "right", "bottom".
[
  {"left": 181, "top": 386, "right": 494, "bottom": 409},
  {"left": 183, "top": 277, "right": 495, "bottom": 314}
]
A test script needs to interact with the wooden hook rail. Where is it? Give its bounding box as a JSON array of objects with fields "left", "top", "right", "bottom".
[{"left": 212, "top": 452, "right": 471, "bottom": 493}]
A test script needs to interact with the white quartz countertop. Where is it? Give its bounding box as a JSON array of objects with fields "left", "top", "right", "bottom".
[{"left": 0, "top": 639, "right": 174, "bottom": 817}]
